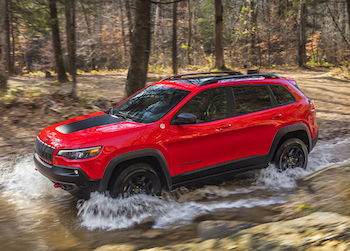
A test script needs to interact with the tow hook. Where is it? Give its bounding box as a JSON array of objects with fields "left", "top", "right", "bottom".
[{"left": 54, "top": 183, "right": 62, "bottom": 188}]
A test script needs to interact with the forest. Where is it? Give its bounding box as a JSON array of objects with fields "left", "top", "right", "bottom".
[{"left": 0, "top": 0, "right": 350, "bottom": 97}]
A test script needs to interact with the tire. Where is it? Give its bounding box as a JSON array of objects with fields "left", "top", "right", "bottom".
[
  {"left": 110, "top": 163, "right": 162, "bottom": 198},
  {"left": 274, "top": 138, "right": 308, "bottom": 171}
]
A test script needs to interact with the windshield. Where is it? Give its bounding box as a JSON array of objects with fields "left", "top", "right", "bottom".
[{"left": 110, "top": 85, "right": 190, "bottom": 123}]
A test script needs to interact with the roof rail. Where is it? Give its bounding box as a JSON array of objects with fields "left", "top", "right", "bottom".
[
  {"left": 160, "top": 71, "right": 243, "bottom": 81},
  {"left": 198, "top": 73, "right": 282, "bottom": 86}
]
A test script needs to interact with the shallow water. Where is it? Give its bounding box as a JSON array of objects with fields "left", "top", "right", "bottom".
[{"left": 0, "top": 137, "right": 349, "bottom": 250}]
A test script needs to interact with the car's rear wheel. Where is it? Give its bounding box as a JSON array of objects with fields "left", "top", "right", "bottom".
[
  {"left": 275, "top": 138, "right": 308, "bottom": 170},
  {"left": 110, "top": 163, "right": 162, "bottom": 198}
]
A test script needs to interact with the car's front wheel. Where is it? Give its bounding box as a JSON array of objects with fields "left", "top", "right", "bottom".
[
  {"left": 275, "top": 138, "right": 308, "bottom": 170},
  {"left": 110, "top": 163, "right": 162, "bottom": 198}
]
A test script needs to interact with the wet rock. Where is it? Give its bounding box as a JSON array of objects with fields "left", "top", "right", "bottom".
[
  {"left": 190, "top": 213, "right": 213, "bottom": 222},
  {"left": 197, "top": 220, "right": 258, "bottom": 240},
  {"left": 278, "top": 160, "right": 350, "bottom": 219},
  {"left": 93, "top": 244, "right": 136, "bottom": 251},
  {"left": 134, "top": 216, "right": 155, "bottom": 229},
  {"left": 260, "top": 215, "right": 282, "bottom": 223},
  {"left": 141, "top": 230, "right": 165, "bottom": 239}
]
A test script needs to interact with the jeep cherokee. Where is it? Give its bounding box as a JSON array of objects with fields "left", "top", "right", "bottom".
[{"left": 34, "top": 71, "right": 318, "bottom": 198}]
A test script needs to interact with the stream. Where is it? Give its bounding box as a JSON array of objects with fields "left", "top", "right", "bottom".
[{"left": 1, "top": 137, "right": 350, "bottom": 250}]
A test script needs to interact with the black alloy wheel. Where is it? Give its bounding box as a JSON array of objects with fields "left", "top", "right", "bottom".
[
  {"left": 275, "top": 138, "right": 308, "bottom": 171},
  {"left": 110, "top": 163, "right": 162, "bottom": 198}
]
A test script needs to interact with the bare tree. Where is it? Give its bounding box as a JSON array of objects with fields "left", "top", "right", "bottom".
[
  {"left": 214, "top": 0, "right": 226, "bottom": 70},
  {"left": 81, "top": 3, "right": 96, "bottom": 71},
  {"left": 187, "top": 0, "right": 192, "bottom": 65},
  {"left": 5, "top": 0, "right": 12, "bottom": 75},
  {"left": 124, "top": 0, "right": 151, "bottom": 97},
  {"left": 65, "top": 0, "right": 77, "bottom": 97},
  {"left": 172, "top": 2, "right": 178, "bottom": 74},
  {"left": 125, "top": 0, "right": 134, "bottom": 44},
  {"left": 117, "top": 0, "right": 127, "bottom": 58},
  {"left": 49, "top": 0, "right": 68, "bottom": 83},
  {"left": 347, "top": 0, "right": 350, "bottom": 34},
  {"left": 250, "top": 0, "right": 257, "bottom": 66},
  {"left": 0, "top": 0, "right": 8, "bottom": 89},
  {"left": 298, "top": 0, "right": 307, "bottom": 67}
]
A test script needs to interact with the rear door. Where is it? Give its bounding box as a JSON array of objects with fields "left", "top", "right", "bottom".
[{"left": 231, "top": 85, "right": 284, "bottom": 162}]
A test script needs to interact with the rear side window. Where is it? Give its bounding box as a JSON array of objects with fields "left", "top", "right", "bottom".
[
  {"left": 270, "top": 85, "right": 296, "bottom": 105},
  {"left": 233, "top": 86, "right": 272, "bottom": 115}
]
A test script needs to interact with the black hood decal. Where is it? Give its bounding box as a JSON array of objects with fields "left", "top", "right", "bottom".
[{"left": 56, "top": 114, "right": 123, "bottom": 134}]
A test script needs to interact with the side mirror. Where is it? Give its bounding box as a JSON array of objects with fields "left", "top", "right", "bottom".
[{"left": 174, "top": 113, "right": 197, "bottom": 125}]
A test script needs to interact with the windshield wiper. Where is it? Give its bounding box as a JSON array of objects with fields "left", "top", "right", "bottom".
[{"left": 115, "top": 112, "right": 134, "bottom": 121}]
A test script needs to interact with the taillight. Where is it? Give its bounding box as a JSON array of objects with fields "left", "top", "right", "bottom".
[{"left": 309, "top": 100, "right": 316, "bottom": 111}]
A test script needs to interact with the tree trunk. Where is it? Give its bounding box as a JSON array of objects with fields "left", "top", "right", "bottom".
[
  {"left": 49, "top": 0, "right": 68, "bottom": 83},
  {"left": 250, "top": 0, "right": 257, "bottom": 66},
  {"left": 214, "top": 0, "right": 226, "bottom": 70},
  {"left": 10, "top": 14, "right": 15, "bottom": 74},
  {"left": 0, "top": 0, "right": 8, "bottom": 89},
  {"left": 65, "top": 0, "right": 76, "bottom": 97},
  {"left": 187, "top": 0, "right": 192, "bottom": 65},
  {"left": 5, "top": 1, "right": 12, "bottom": 75},
  {"left": 117, "top": 0, "right": 127, "bottom": 59},
  {"left": 327, "top": 2, "right": 350, "bottom": 50},
  {"left": 172, "top": 2, "right": 178, "bottom": 75},
  {"left": 81, "top": 3, "right": 96, "bottom": 71},
  {"left": 298, "top": 0, "right": 307, "bottom": 67},
  {"left": 347, "top": 0, "right": 350, "bottom": 36},
  {"left": 125, "top": 0, "right": 134, "bottom": 45},
  {"left": 124, "top": 0, "right": 151, "bottom": 97}
]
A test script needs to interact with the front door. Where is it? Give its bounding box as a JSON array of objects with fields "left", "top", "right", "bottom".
[{"left": 168, "top": 87, "right": 234, "bottom": 177}]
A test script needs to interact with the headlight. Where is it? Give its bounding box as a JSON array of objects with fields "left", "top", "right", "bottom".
[{"left": 57, "top": 146, "right": 102, "bottom": 159}]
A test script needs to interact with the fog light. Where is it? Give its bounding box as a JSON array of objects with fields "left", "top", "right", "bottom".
[{"left": 74, "top": 169, "right": 79, "bottom": 175}]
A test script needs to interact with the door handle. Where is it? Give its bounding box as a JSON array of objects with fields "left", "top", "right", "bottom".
[
  {"left": 216, "top": 124, "right": 232, "bottom": 131},
  {"left": 271, "top": 113, "right": 282, "bottom": 119}
]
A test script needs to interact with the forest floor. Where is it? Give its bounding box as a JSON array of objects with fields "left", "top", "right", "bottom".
[{"left": 0, "top": 66, "right": 349, "bottom": 156}]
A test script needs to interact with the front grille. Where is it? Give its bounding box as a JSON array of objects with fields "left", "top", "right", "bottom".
[{"left": 35, "top": 137, "right": 55, "bottom": 163}]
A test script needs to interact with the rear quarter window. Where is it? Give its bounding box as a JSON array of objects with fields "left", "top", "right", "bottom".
[{"left": 269, "top": 85, "right": 296, "bottom": 105}]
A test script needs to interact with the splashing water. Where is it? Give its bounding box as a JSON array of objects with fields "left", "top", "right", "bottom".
[
  {"left": 0, "top": 156, "right": 64, "bottom": 200},
  {"left": 77, "top": 192, "right": 285, "bottom": 230}
]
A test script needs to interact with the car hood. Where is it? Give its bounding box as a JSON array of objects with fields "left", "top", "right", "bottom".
[{"left": 38, "top": 111, "right": 148, "bottom": 149}]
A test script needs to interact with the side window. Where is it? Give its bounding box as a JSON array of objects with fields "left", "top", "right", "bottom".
[
  {"left": 233, "top": 85, "right": 272, "bottom": 115},
  {"left": 270, "top": 85, "right": 296, "bottom": 105},
  {"left": 177, "top": 87, "right": 227, "bottom": 123}
]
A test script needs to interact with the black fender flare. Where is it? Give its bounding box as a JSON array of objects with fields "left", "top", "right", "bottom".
[
  {"left": 266, "top": 123, "right": 311, "bottom": 163},
  {"left": 97, "top": 149, "right": 172, "bottom": 192}
]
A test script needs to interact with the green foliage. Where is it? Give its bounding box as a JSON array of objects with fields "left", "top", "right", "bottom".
[
  {"left": 0, "top": 86, "right": 42, "bottom": 107},
  {"left": 181, "top": 44, "right": 193, "bottom": 51},
  {"left": 329, "top": 64, "right": 350, "bottom": 80},
  {"left": 11, "top": 0, "right": 52, "bottom": 37},
  {"left": 296, "top": 204, "right": 315, "bottom": 216},
  {"left": 148, "top": 64, "right": 171, "bottom": 74}
]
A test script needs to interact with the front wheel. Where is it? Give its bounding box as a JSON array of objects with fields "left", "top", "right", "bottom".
[
  {"left": 274, "top": 138, "right": 308, "bottom": 171},
  {"left": 110, "top": 163, "right": 162, "bottom": 198}
]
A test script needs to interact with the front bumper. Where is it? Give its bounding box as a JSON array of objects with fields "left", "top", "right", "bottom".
[{"left": 34, "top": 153, "right": 100, "bottom": 198}]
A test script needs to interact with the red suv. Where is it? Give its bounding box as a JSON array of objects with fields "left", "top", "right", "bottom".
[{"left": 34, "top": 72, "right": 318, "bottom": 198}]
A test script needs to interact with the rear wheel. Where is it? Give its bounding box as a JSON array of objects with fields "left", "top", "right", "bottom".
[
  {"left": 275, "top": 138, "right": 308, "bottom": 170},
  {"left": 110, "top": 163, "right": 162, "bottom": 198}
]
